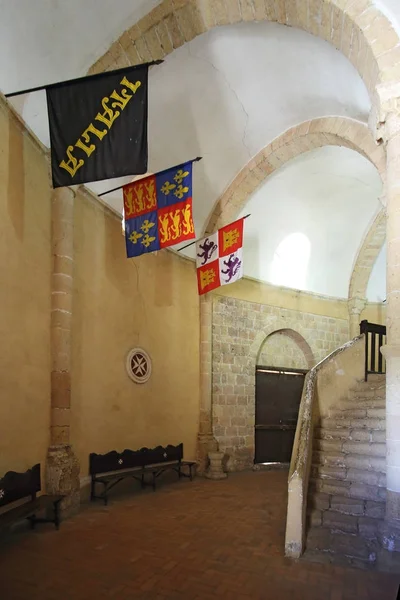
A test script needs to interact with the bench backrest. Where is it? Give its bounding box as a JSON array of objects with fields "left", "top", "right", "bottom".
[
  {"left": 89, "top": 443, "right": 184, "bottom": 475},
  {"left": 0, "top": 463, "right": 41, "bottom": 508},
  {"left": 142, "top": 443, "right": 183, "bottom": 466},
  {"left": 89, "top": 448, "right": 143, "bottom": 476}
]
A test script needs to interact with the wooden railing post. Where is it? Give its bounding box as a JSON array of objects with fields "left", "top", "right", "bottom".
[{"left": 359, "top": 320, "right": 386, "bottom": 381}]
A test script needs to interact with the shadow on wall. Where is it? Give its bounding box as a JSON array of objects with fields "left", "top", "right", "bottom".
[{"left": 257, "top": 328, "right": 315, "bottom": 371}]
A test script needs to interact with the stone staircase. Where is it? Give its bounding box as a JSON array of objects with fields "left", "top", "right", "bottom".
[{"left": 305, "top": 374, "right": 386, "bottom": 569}]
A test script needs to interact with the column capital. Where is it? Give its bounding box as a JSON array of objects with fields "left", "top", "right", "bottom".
[
  {"left": 348, "top": 296, "right": 367, "bottom": 315},
  {"left": 52, "top": 185, "right": 77, "bottom": 198},
  {"left": 381, "top": 344, "right": 400, "bottom": 359},
  {"left": 372, "top": 83, "right": 400, "bottom": 145}
]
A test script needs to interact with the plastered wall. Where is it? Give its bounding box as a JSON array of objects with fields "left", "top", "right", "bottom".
[
  {"left": 70, "top": 191, "right": 200, "bottom": 476},
  {"left": 0, "top": 98, "right": 51, "bottom": 474}
]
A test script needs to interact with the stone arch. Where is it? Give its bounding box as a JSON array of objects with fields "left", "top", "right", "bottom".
[
  {"left": 249, "top": 322, "right": 315, "bottom": 369},
  {"left": 349, "top": 207, "right": 386, "bottom": 301},
  {"left": 205, "top": 117, "right": 386, "bottom": 233},
  {"left": 89, "top": 1, "right": 400, "bottom": 103},
  {"left": 256, "top": 327, "right": 315, "bottom": 370},
  {"left": 348, "top": 207, "right": 386, "bottom": 336},
  {"left": 223, "top": 321, "right": 314, "bottom": 470}
]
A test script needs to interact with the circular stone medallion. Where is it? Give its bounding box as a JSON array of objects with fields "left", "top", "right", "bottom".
[{"left": 126, "top": 348, "right": 152, "bottom": 384}]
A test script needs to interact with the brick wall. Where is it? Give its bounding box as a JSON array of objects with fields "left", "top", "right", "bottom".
[{"left": 212, "top": 296, "right": 349, "bottom": 470}]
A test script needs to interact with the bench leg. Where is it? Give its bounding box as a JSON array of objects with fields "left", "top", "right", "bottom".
[
  {"left": 103, "top": 483, "right": 108, "bottom": 506},
  {"left": 189, "top": 465, "right": 193, "bottom": 481},
  {"left": 178, "top": 464, "right": 182, "bottom": 479},
  {"left": 90, "top": 477, "right": 95, "bottom": 502},
  {"left": 152, "top": 472, "right": 156, "bottom": 492},
  {"left": 54, "top": 501, "right": 61, "bottom": 530},
  {"left": 141, "top": 473, "right": 145, "bottom": 489},
  {"left": 28, "top": 515, "right": 36, "bottom": 530}
]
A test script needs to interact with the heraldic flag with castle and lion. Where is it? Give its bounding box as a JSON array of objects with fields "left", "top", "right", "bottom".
[
  {"left": 123, "top": 161, "right": 196, "bottom": 258},
  {"left": 195, "top": 218, "right": 245, "bottom": 295}
]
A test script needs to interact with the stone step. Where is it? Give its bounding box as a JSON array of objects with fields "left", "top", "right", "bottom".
[
  {"left": 328, "top": 407, "right": 385, "bottom": 420},
  {"left": 306, "top": 527, "right": 378, "bottom": 562},
  {"left": 308, "top": 492, "right": 385, "bottom": 519},
  {"left": 308, "top": 509, "right": 383, "bottom": 539},
  {"left": 302, "top": 548, "right": 375, "bottom": 571},
  {"left": 315, "top": 427, "right": 385, "bottom": 443},
  {"left": 310, "top": 477, "right": 386, "bottom": 502},
  {"left": 338, "top": 398, "right": 385, "bottom": 410},
  {"left": 319, "top": 416, "right": 385, "bottom": 430},
  {"left": 311, "top": 464, "right": 386, "bottom": 487},
  {"left": 350, "top": 375, "right": 385, "bottom": 391},
  {"left": 313, "top": 450, "right": 386, "bottom": 472},
  {"left": 314, "top": 438, "right": 386, "bottom": 457},
  {"left": 349, "top": 386, "right": 385, "bottom": 399}
]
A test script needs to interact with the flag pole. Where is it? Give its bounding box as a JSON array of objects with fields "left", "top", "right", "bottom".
[
  {"left": 4, "top": 60, "right": 163, "bottom": 98},
  {"left": 98, "top": 156, "right": 203, "bottom": 197},
  {"left": 177, "top": 213, "right": 251, "bottom": 253}
]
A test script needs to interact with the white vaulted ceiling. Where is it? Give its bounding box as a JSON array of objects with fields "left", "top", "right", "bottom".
[
  {"left": 0, "top": 1, "right": 390, "bottom": 299},
  {"left": 237, "top": 146, "right": 382, "bottom": 299}
]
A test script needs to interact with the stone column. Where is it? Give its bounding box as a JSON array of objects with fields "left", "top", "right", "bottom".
[
  {"left": 46, "top": 187, "right": 80, "bottom": 517},
  {"left": 348, "top": 296, "right": 367, "bottom": 339},
  {"left": 379, "top": 104, "right": 400, "bottom": 525},
  {"left": 196, "top": 293, "right": 218, "bottom": 474}
]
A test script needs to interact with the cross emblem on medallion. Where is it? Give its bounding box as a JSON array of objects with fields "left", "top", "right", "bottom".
[
  {"left": 118, "top": 459, "right": 123, "bottom": 465},
  {"left": 131, "top": 353, "right": 149, "bottom": 379},
  {"left": 126, "top": 348, "right": 152, "bottom": 384}
]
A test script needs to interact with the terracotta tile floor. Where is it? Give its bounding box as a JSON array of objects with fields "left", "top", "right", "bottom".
[{"left": 0, "top": 471, "right": 398, "bottom": 599}]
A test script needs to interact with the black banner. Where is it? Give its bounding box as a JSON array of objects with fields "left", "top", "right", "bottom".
[{"left": 46, "top": 64, "right": 148, "bottom": 188}]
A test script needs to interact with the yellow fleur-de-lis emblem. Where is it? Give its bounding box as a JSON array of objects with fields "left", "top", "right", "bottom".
[
  {"left": 174, "top": 169, "right": 189, "bottom": 184},
  {"left": 140, "top": 219, "right": 155, "bottom": 234},
  {"left": 174, "top": 184, "right": 189, "bottom": 199},
  {"left": 141, "top": 233, "right": 156, "bottom": 248},
  {"left": 129, "top": 230, "right": 142, "bottom": 244},
  {"left": 161, "top": 181, "right": 176, "bottom": 195}
]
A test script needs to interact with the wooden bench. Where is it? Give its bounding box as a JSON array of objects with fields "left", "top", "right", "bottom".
[
  {"left": 0, "top": 463, "right": 63, "bottom": 534},
  {"left": 90, "top": 443, "right": 196, "bottom": 505}
]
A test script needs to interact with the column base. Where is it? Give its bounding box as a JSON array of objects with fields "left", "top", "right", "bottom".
[
  {"left": 46, "top": 444, "right": 80, "bottom": 519},
  {"left": 196, "top": 433, "right": 218, "bottom": 476},
  {"left": 205, "top": 452, "right": 227, "bottom": 480}
]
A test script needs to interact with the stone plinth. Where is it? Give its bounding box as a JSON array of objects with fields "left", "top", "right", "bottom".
[
  {"left": 46, "top": 445, "right": 80, "bottom": 518},
  {"left": 205, "top": 452, "right": 227, "bottom": 480},
  {"left": 197, "top": 433, "right": 218, "bottom": 475}
]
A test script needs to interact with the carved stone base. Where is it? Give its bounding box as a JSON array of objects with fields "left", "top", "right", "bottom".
[
  {"left": 196, "top": 433, "right": 218, "bottom": 476},
  {"left": 46, "top": 444, "right": 80, "bottom": 518},
  {"left": 205, "top": 452, "right": 227, "bottom": 480},
  {"left": 381, "top": 518, "right": 400, "bottom": 553}
]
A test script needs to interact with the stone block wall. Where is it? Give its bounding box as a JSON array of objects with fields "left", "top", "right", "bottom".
[
  {"left": 258, "top": 332, "right": 309, "bottom": 370},
  {"left": 212, "top": 295, "right": 349, "bottom": 470}
]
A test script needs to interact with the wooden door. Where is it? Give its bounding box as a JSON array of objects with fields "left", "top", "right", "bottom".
[{"left": 255, "top": 366, "right": 306, "bottom": 464}]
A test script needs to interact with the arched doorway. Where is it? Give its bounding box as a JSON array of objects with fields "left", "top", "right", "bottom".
[{"left": 255, "top": 329, "right": 313, "bottom": 465}]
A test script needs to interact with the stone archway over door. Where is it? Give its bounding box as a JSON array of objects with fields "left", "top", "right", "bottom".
[
  {"left": 211, "top": 296, "right": 344, "bottom": 472},
  {"left": 254, "top": 329, "right": 313, "bottom": 465}
]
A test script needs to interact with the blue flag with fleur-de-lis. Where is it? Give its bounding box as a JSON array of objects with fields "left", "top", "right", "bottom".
[{"left": 123, "top": 161, "right": 196, "bottom": 258}]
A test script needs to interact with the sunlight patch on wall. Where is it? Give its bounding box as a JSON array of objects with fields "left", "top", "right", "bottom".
[{"left": 270, "top": 233, "right": 311, "bottom": 289}]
